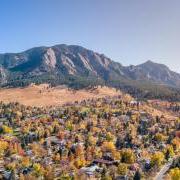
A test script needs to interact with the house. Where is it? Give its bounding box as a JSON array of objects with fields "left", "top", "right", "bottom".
[
  {"left": 0, "top": 159, "right": 5, "bottom": 173},
  {"left": 43, "top": 157, "right": 53, "bottom": 165},
  {"left": 0, "top": 118, "right": 7, "bottom": 125},
  {"left": 79, "top": 165, "right": 102, "bottom": 179},
  {"left": 11, "top": 154, "right": 21, "bottom": 161},
  {"left": 45, "top": 136, "right": 66, "bottom": 146},
  {"left": 120, "top": 115, "right": 130, "bottom": 122},
  {"left": 81, "top": 164, "right": 102, "bottom": 174},
  {"left": 130, "top": 100, "right": 140, "bottom": 107},
  {"left": 130, "top": 163, "right": 140, "bottom": 171},
  {"left": 93, "top": 159, "right": 118, "bottom": 166},
  {"left": 140, "top": 111, "right": 146, "bottom": 116},
  {"left": 116, "top": 175, "right": 128, "bottom": 180},
  {"left": 3, "top": 171, "right": 11, "bottom": 180}
]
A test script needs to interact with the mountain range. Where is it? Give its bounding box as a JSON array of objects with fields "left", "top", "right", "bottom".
[{"left": 0, "top": 44, "right": 180, "bottom": 100}]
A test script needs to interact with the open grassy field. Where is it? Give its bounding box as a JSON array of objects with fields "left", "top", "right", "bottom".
[{"left": 0, "top": 84, "right": 122, "bottom": 107}]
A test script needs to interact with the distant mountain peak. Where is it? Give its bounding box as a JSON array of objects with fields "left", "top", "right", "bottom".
[
  {"left": 140, "top": 60, "right": 171, "bottom": 70},
  {"left": 0, "top": 44, "right": 179, "bottom": 90},
  {"left": 144, "top": 60, "right": 154, "bottom": 64},
  {"left": 141, "top": 60, "right": 165, "bottom": 66}
]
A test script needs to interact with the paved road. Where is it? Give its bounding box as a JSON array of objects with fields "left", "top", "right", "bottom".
[{"left": 154, "top": 159, "right": 173, "bottom": 180}]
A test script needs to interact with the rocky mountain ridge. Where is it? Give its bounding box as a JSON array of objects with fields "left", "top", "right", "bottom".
[{"left": 0, "top": 44, "right": 180, "bottom": 100}]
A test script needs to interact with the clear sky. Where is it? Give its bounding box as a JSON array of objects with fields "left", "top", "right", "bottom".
[{"left": 0, "top": 0, "right": 180, "bottom": 72}]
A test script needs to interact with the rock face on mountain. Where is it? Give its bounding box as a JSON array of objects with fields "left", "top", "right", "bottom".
[{"left": 0, "top": 44, "right": 179, "bottom": 91}]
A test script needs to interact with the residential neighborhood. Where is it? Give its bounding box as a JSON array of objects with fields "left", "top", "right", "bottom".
[{"left": 0, "top": 94, "right": 179, "bottom": 179}]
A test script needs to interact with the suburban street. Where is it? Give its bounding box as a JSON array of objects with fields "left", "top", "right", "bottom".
[{"left": 154, "top": 159, "right": 174, "bottom": 180}]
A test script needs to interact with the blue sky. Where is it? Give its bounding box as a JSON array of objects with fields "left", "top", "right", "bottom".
[{"left": 0, "top": 0, "right": 180, "bottom": 72}]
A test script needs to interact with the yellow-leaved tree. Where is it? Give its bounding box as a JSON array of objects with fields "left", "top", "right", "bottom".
[
  {"left": 121, "top": 149, "right": 135, "bottom": 164},
  {"left": 151, "top": 152, "right": 164, "bottom": 168},
  {"left": 117, "top": 163, "right": 128, "bottom": 175},
  {"left": 169, "top": 168, "right": 180, "bottom": 180}
]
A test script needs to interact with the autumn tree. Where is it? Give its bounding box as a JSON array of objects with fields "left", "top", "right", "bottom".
[
  {"left": 172, "top": 137, "right": 180, "bottom": 151},
  {"left": 101, "top": 141, "right": 116, "bottom": 153},
  {"left": 169, "top": 168, "right": 180, "bottom": 180},
  {"left": 154, "top": 133, "right": 166, "bottom": 142},
  {"left": 151, "top": 152, "right": 164, "bottom": 168},
  {"left": 164, "top": 145, "right": 174, "bottom": 160},
  {"left": 21, "top": 156, "right": 31, "bottom": 168},
  {"left": 33, "top": 163, "right": 45, "bottom": 177},
  {"left": 117, "top": 163, "right": 128, "bottom": 176},
  {"left": 121, "top": 149, "right": 135, "bottom": 164}
]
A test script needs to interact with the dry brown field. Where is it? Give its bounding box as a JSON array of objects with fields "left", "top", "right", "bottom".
[{"left": 0, "top": 84, "right": 122, "bottom": 107}]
